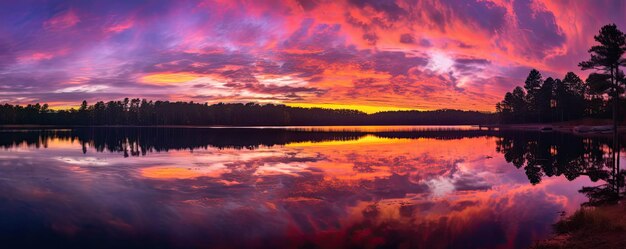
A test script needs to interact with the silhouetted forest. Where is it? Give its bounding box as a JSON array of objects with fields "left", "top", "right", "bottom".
[
  {"left": 496, "top": 24, "right": 626, "bottom": 124},
  {"left": 0, "top": 100, "right": 495, "bottom": 126}
]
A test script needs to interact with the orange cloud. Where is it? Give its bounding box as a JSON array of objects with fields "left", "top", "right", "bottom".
[{"left": 139, "top": 72, "right": 207, "bottom": 85}]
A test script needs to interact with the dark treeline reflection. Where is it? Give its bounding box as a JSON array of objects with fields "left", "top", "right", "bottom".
[
  {"left": 1, "top": 128, "right": 361, "bottom": 154},
  {"left": 0, "top": 101, "right": 495, "bottom": 126},
  {"left": 0, "top": 127, "right": 499, "bottom": 156},
  {"left": 496, "top": 131, "right": 625, "bottom": 206}
]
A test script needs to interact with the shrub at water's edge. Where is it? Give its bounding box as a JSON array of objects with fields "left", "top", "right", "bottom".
[{"left": 533, "top": 204, "right": 626, "bottom": 249}]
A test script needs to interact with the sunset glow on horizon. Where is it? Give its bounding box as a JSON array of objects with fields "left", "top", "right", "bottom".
[{"left": 1, "top": 0, "right": 625, "bottom": 112}]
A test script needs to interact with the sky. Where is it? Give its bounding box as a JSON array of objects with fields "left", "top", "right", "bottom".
[{"left": 0, "top": 0, "right": 625, "bottom": 113}]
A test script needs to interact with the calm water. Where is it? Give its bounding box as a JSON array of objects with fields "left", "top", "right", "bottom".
[{"left": 0, "top": 126, "right": 620, "bottom": 249}]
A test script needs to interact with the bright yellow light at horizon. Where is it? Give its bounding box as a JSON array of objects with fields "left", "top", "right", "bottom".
[
  {"left": 41, "top": 101, "right": 79, "bottom": 110},
  {"left": 286, "top": 103, "right": 420, "bottom": 114},
  {"left": 49, "top": 105, "right": 78, "bottom": 110}
]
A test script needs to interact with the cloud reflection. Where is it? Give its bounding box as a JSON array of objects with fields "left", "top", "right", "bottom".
[{"left": 0, "top": 128, "right": 601, "bottom": 248}]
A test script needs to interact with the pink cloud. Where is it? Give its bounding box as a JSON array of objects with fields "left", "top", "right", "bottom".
[
  {"left": 1, "top": 0, "right": 625, "bottom": 112},
  {"left": 106, "top": 20, "right": 133, "bottom": 33},
  {"left": 43, "top": 9, "right": 80, "bottom": 31}
]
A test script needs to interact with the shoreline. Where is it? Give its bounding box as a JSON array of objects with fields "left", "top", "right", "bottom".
[
  {"left": 481, "top": 119, "right": 626, "bottom": 136},
  {"left": 2, "top": 123, "right": 625, "bottom": 134},
  {"left": 0, "top": 124, "right": 484, "bottom": 129},
  {"left": 533, "top": 202, "right": 626, "bottom": 249}
]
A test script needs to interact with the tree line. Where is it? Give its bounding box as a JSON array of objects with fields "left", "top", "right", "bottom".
[
  {"left": 495, "top": 69, "right": 607, "bottom": 123},
  {"left": 496, "top": 24, "right": 626, "bottom": 124},
  {"left": 0, "top": 100, "right": 495, "bottom": 126}
]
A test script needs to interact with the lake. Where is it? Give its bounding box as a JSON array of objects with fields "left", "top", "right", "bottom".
[{"left": 0, "top": 126, "right": 620, "bottom": 249}]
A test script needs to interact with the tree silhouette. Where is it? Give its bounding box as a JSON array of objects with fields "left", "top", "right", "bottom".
[
  {"left": 551, "top": 73, "right": 587, "bottom": 122},
  {"left": 496, "top": 69, "right": 611, "bottom": 123},
  {"left": 496, "top": 24, "right": 625, "bottom": 124},
  {"left": 579, "top": 24, "right": 626, "bottom": 131},
  {"left": 524, "top": 69, "right": 543, "bottom": 122},
  {"left": 538, "top": 77, "right": 555, "bottom": 122}
]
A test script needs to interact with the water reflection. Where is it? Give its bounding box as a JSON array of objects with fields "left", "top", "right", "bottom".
[
  {"left": 0, "top": 127, "right": 616, "bottom": 248},
  {"left": 496, "top": 131, "right": 625, "bottom": 206},
  {"left": 0, "top": 127, "right": 498, "bottom": 154}
]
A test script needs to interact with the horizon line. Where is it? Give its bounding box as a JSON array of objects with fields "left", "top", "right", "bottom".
[{"left": 1, "top": 100, "right": 495, "bottom": 115}]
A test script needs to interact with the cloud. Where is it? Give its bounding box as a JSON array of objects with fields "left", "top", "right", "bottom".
[
  {"left": 54, "top": 85, "right": 109, "bottom": 93},
  {"left": 43, "top": 9, "right": 80, "bottom": 31},
  {"left": 0, "top": 0, "right": 624, "bottom": 111}
]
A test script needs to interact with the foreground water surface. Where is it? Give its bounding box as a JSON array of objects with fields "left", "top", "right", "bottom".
[{"left": 0, "top": 126, "right": 620, "bottom": 249}]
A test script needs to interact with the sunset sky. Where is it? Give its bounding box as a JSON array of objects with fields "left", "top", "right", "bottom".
[{"left": 1, "top": 0, "right": 625, "bottom": 112}]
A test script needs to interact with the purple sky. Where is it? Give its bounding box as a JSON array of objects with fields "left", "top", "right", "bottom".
[{"left": 1, "top": 0, "right": 625, "bottom": 112}]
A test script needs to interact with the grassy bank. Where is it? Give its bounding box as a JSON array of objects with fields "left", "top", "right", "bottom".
[{"left": 533, "top": 202, "right": 626, "bottom": 249}]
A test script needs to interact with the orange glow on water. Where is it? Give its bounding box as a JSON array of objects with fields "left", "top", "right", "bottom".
[
  {"left": 140, "top": 165, "right": 227, "bottom": 179},
  {"left": 285, "top": 134, "right": 405, "bottom": 147}
]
